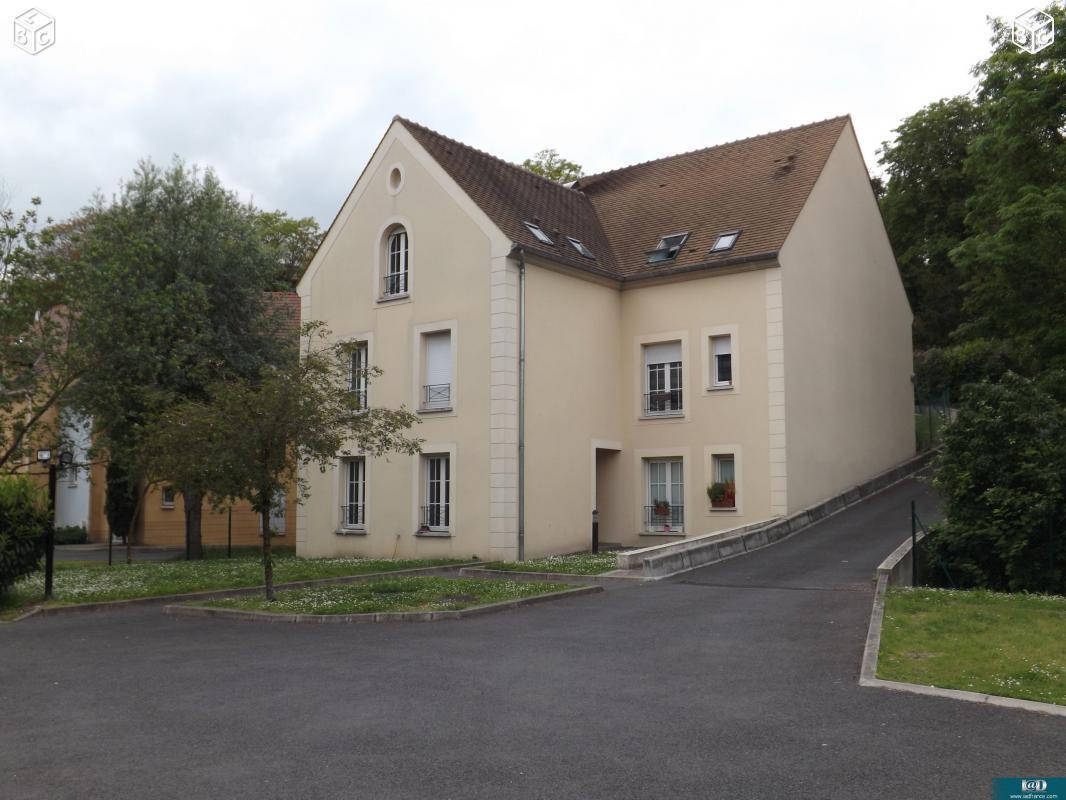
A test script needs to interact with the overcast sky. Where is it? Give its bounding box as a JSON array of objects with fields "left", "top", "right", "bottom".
[{"left": 2, "top": 0, "right": 1006, "bottom": 227}]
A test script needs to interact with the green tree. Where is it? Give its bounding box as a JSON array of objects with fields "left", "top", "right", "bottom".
[
  {"left": 521, "top": 149, "right": 584, "bottom": 183},
  {"left": 143, "top": 322, "right": 421, "bottom": 599},
  {"left": 0, "top": 200, "right": 85, "bottom": 472},
  {"left": 254, "top": 210, "right": 323, "bottom": 289},
  {"left": 951, "top": 5, "right": 1066, "bottom": 374},
  {"left": 70, "top": 158, "right": 288, "bottom": 560},
  {"left": 878, "top": 97, "right": 983, "bottom": 350},
  {"left": 930, "top": 373, "right": 1066, "bottom": 592}
]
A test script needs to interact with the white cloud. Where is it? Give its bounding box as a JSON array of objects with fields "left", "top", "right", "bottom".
[{"left": 0, "top": 0, "right": 1002, "bottom": 225}]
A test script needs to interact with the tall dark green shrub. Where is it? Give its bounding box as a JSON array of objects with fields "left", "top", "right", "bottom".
[
  {"left": 931, "top": 374, "right": 1066, "bottom": 592},
  {"left": 105, "top": 461, "right": 138, "bottom": 542},
  {"left": 0, "top": 476, "right": 50, "bottom": 594}
]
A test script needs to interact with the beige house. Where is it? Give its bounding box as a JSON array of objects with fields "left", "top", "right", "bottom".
[{"left": 296, "top": 115, "right": 914, "bottom": 561}]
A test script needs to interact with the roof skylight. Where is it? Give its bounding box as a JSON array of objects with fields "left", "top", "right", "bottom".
[
  {"left": 566, "top": 236, "right": 595, "bottom": 259},
  {"left": 523, "top": 221, "right": 554, "bottom": 245},
  {"left": 710, "top": 230, "right": 741, "bottom": 253},
  {"left": 647, "top": 232, "right": 689, "bottom": 264}
]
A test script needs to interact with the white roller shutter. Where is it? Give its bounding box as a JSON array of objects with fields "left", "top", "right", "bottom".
[
  {"left": 643, "top": 341, "right": 681, "bottom": 365},
  {"left": 425, "top": 332, "right": 452, "bottom": 386}
]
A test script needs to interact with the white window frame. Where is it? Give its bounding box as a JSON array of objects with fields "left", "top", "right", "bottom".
[
  {"left": 701, "top": 325, "right": 739, "bottom": 394},
  {"left": 711, "top": 335, "right": 733, "bottom": 388},
  {"left": 258, "top": 489, "right": 287, "bottom": 535},
  {"left": 710, "top": 230, "right": 741, "bottom": 253},
  {"left": 349, "top": 342, "right": 369, "bottom": 408},
  {"left": 413, "top": 321, "right": 458, "bottom": 416},
  {"left": 705, "top": 445, "right": 742, "bottom": 515},
  {"left": 421, "top": 453, "right": 451, "bottom": 532},
  {"left": 645, "top": 458, "right": 685, "bottom": 533},
  {"left": 341, "top": 457, "right": 367, "bottom": 531},
  {"left": 641, "top": 339, "right": 684, "bottom": 418},
  {"left": 383, "top": 228, "right": 408, "bottom": 297},
  {"left": 161, "top": 486, "right": 176, "bottom": 509}
]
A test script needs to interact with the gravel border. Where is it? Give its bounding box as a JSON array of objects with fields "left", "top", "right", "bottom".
[
  {"left": 860, "top": 540, "right": 1066, "bottom": 717},
  {"left": 163, "top": 584, "right": 603, "bottom": 624},
  {"left": 2, "top": 562, "right": 482, "bottom": 621}
]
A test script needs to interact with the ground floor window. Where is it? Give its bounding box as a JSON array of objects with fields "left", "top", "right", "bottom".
[
  {"left": 259, "top": 489, "right": 287, "bottom": 535},
  {"left": 422, "top": 454, "right": 450, "bottom": 530},
  {"left": 646, "top": 458, "right": 684, "bottom": 532},
  {"left": 342, "top": 458, "right": 366, "bottom": 528},
  {"left": 709, "top": 454, "right": 737, "bottom": 509}
]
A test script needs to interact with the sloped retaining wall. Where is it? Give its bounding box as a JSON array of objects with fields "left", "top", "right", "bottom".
[{"left": 637, "top": 449, "right": 937, "bottom": 579}]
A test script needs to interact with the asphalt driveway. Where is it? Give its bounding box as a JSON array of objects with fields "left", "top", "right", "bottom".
[{"left": 2, "top": 477, "right": 1063, "bottom": 799}]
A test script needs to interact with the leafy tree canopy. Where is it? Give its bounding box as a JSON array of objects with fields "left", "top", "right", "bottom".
[{"left": 521, "top": 149, "right": 584, "bottom": 183}]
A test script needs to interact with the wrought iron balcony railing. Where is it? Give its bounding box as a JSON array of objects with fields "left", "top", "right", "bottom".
[
  {"left": 420, "top": 503, "right": 450, "bottom": 530},
  {"left": 382, "top": 272, "right": 408, "bottom": 297},
  {"left": 644, "top": 504, "right": 684, "bottom": 531},
  {"left": 340, "top": 503, "right": 365, "bottom": 528},
  {"left": 421, "top": 383, "right": 451, "bottom": 410},
  {"left": 643, "top": 389, "right": 683, "bottom": 416}
]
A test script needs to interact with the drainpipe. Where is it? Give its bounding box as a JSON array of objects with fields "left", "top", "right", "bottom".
[{"left": 514, "top": 244, "right": 527, "bottom": 562}]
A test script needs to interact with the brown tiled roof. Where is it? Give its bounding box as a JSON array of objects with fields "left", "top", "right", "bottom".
[
  {"left": 265, "top": 291, "right": 301, "bottom": 337},
  {"left": 398, "top": 115, "right": 850, "bottom": 282}
]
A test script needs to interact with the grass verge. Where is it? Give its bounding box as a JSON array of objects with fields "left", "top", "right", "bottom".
[
  {"left": 878, "top": 587, "right": 1066, "bottom": 705},
  {"left": 198, "top": 576, "right": 573, "bottom": 615},
  {"left": 0, "top": 556, "right": 467, "bottom": 616},
  {"left": 486, "top": 552, "right": 620, "bottom": 575}
]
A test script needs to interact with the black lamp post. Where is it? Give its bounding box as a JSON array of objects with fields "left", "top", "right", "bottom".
[{"left": 37, "top": 448, "right": 73, "bottom": 601}]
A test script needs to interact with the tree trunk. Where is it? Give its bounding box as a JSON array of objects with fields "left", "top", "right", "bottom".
[
  {"left": 183, "top": 491, "right": 203, "bottom": 560},
  {"left": 261, "top": 509, "right": 275, "bottom": 601}
]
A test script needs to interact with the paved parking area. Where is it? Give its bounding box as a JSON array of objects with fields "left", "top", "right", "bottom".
[{"left": 3, "top": 478, "right": 1063, "bottom": 799}]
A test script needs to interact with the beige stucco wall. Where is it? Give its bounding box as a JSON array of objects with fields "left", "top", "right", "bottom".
[
  {"left": 779, "top": 120, "right": 915, "bottom": 512},
  {"left": 616, "top": 270, "right": 775, "bottom": 543},
  {"left": 297, "top": 124, "right": 512, "bottom": 560},
  {"left": 523, "top": 262, "right": 623, "bottom": 557},
  {"left": 522, "top": 260, "right": 776, "bottom": 552}
]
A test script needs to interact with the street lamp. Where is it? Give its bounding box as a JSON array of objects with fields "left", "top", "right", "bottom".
[{"left": 37, "top": 449, "right": 73, "bottom": 601}]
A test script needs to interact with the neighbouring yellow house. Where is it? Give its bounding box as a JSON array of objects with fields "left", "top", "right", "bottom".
[{"left": 295, "top": 115, "right": 914, "bottom": 561}]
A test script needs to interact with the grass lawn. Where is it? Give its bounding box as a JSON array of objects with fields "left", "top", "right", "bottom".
[
  {"left": 487, "top": 552, "right": 620, "bottom": 575},
  {"left": 879, "top": 587, "right": 1066, "bottom": 705},
  {"left": 0, "top": 556, "right": 467, "bottom": 617},
  {"left": 199, "top": 576, "right": 573, "bottom": 615}
]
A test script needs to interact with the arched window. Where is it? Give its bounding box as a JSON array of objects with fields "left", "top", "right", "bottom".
[{"left": 383, "top": 227, "right": 408, "bottom": 296}]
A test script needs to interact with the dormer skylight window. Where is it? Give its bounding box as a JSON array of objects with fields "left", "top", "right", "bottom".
[
  {"left": 523, "top": 221, "right": 554, "bottom": 245},
  {"left": 646, "top": 233, "right": 689, "bottom": 264},
  {"left": 566, "top": 236, "right": 594, "bottom": 259},
  {"left": 710, "top": 230, "right": 741, "bottom": 253}
]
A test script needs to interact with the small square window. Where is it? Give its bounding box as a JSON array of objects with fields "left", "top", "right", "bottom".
[
  {"left": 711, "top": 230, "right": 741, "bottom": 253},
  {"left": 566, "top": 236, "right": 594, "bottom": 259},
  {"left": 161, "top": 487, "right": 176, "bottom": 508},
  {"left": 523, "top": 221, "right": 554, "bottom": 245},
  {"left": 647, "top": 232, "right": 689, "bottom": 264}
]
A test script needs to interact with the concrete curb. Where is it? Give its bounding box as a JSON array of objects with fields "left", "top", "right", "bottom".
[
  {"left": 458, "top": 567, "right": 647, "bottom": 585},
  {"left": 859, "top": 537, "right": 1066, "bottom": 718},
  {"left": 163, "top": 584, "right": 603, "bottom": 624},
  {"left": 638, "top": 449, "right": 938, "bottom": 579},
  {"left": 8, "top": 562, "right": 482, "bottom": 621}
]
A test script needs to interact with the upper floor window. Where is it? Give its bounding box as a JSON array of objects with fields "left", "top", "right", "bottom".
[
  {"left": 712, "top": 335, "right": 732, "bottom": 387},
  {"left": 349, "top": 342, "right": 368, "bottom": 408},
  {"left": 161, "top": 486, "right": 176, "bottom": 508},
  {"left": 647, "top": 232, "right": 689, "bottom": 264},
  {"left": 710, "top": 230, "right": 741, "bottom": 253},
  {"left": 421, "top": 331, "right": 452, "bottom": 412},
  {"left": 383, "top": 227, "right": 409, "bottom": 297},
  {"left": 643, "top": 341, "right": 683, "bottom": 417}
]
